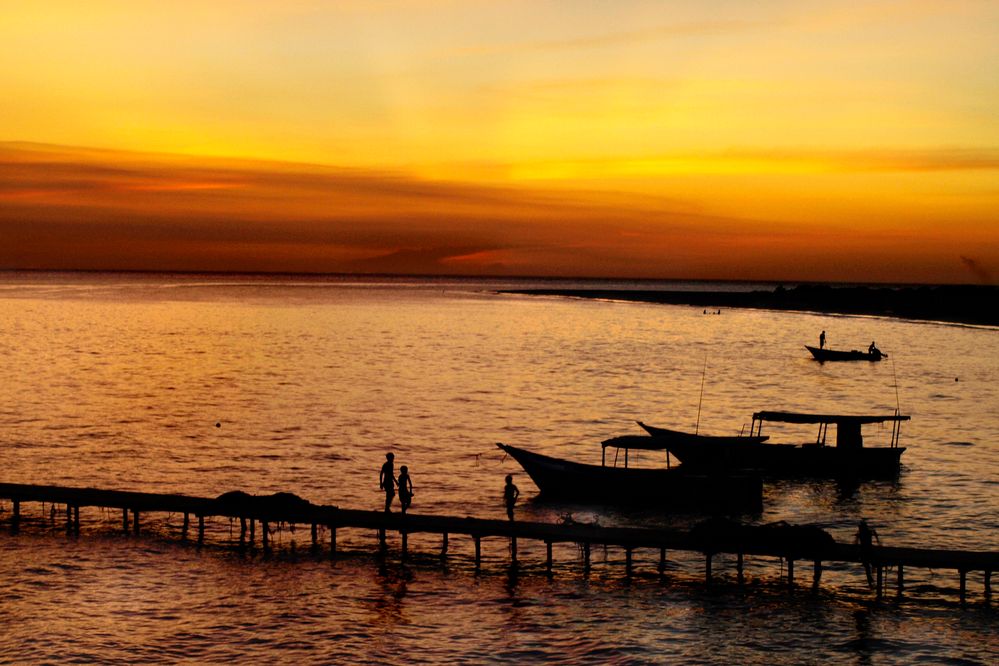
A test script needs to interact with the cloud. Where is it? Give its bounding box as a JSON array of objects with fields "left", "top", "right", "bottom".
[
  {"left": 2, "top": 141, "right": 996, "bottom": 283},
  {"left": 960, "top": 256, "right": 993, "bottom": 285}
]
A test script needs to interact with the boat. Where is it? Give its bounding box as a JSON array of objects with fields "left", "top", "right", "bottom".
[
  {"left": 640, "top": 411, "right": 910, "bottom": 478},
  {"left": 496, "top": 442, "right": 762, "bottom": 512},
  {"left": 636, "top": 421, "right": 769, "bottom": 445},
  {"left": 805, "top": 345, "right": 885, "bottom": 362}
]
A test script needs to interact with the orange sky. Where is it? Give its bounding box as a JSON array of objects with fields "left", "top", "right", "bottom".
[{"left": 2, "top": 1, "right": 998, "bottom": 283}]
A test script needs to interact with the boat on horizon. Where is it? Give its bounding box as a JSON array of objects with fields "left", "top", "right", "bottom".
[
  {"left": 805, "top": 345, "right": 885, "bottom": 362},
  {"left": 640, "top": 410, "right": 910, "bottom": 478},
  {"left": 496, "top": 441, "right": 762, "bottom": 513}
]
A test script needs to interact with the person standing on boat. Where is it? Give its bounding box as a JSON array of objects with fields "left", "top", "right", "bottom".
[
  {"left": 855, "top": 519, "right": 881, "bottom": 587},
  {"left": 819, "top": 331, "right": 826, "bottom": 349},
  {"left": 379, "top": 452, "right": 396, "bottom": 512},
  {"left": 397, "top": 465, "right": 414, "bottom": 514},
  {"left": 504, "top": 474, "right": 520, "bottom": 521}
]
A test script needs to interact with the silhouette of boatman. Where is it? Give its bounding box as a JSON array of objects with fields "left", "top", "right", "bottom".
[
  {"left": 379, "top": 452, "right": 396, "bottom": 512},
  {"left": 855, "top": 519, "right": 881, "bottom": 587},
  {"left": 868, "top": 341, "right": 879, "bottom": 356},
  {"left": 819, "top": 330, "right": 826, "bottom": 349},
  {"left": 504, "top": 474, "right": 520, "bottom": 521},
  {"left": 397, "top": 465, "right": 414, "bottom": 514}
]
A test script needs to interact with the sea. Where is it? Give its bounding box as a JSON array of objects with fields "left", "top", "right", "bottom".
[{"left": 0, "top": 272, "right": 996, "bottom": 664}]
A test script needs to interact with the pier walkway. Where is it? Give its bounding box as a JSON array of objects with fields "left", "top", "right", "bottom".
[{"left": 1, "top": 482, "right": 994, "bottom": 603}]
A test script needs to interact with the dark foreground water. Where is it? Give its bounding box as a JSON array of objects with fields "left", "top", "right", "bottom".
[{"left": 1, "top": 273, "right": 996, "bottom": 664}]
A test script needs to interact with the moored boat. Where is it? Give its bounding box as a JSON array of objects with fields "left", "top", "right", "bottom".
[
  {"left": 636, "top": 421, "right": 769, "bottom": 445},
  {"left": 496, "top": 442, "right": 762, "bottom": 512},
  {"left": 805, "top": 345, "right": 885, "bottom": 362},
  {"left": 642, "top": 411, "right": 909, "bottom": 478}
]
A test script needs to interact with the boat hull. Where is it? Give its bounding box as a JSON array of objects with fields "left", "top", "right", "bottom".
[
  {"left": 805, "top": 345, "right": 884, "bottom": 362},
  {"left": 659, "top": 439, "right": 905, "bottom": 478},
  {"left": 637, "top": 422, "right": 769, "bottom": 445},
  {"left": 497, "top": 443, "right": 762, "bottom": 512}
]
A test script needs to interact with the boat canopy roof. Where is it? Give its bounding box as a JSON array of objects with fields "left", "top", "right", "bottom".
[
  {"left": 601, "top": 435, "right": 670, "bottom": 451},
  {"left": 752, "top": 411, "right": 910, "bottom": 425}
]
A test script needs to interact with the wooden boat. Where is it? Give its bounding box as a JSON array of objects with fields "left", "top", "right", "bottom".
[
  {"left": 641, "top": 411, "right": 910, "bottom": 478},
  {"left": 805, "top": 345, "right": 885, "bottom": 362},
  {"left": 496, "top": 442, "right": 762, "bottom": 512},
  {"left": 637, "top": 421, "right": 769, "bottom": 445}
]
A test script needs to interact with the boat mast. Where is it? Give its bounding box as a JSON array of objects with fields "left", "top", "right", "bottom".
[{"left": 695, "top": 356, "right": 707, "bottom": 435}]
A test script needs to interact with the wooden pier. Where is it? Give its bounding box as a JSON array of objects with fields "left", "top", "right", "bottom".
[{"left": 1, "top": 482, "right": 994, "bottom": 603}]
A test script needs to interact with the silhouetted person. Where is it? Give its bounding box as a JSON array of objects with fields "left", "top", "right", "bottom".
[
  {"left": 819, "top": 330, "right": 826, "bottom": 349},
  {"left": 855, "top": 519, "right": 881, "bottom": 587},
  {"left": 379, "top": 452, "right": 395, "bottom": 512},
  {"left": 868, "top": 341, "right": 879, "bottom": 356},
  {"left": 397, "top": 465, "right": 413, "bottom": 514},
  {"left": 504, "top": 474, "right": 520, "bottom": 521}
]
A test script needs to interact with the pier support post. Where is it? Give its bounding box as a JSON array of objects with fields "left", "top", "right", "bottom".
[
  {"left": 262, "top": 521, "right": 270, "bottom": 552},
  {"left": 705, "top": 553, "right": 713, "bottom": 587},
  {"left": 510, "top": 536, "right": 517, "bottom": 567},
  {"left": 737, "top": 552, "right": 744, "bottom": 584},
  {"left": 474, "top": 536, "right": 481, "bottom": 570},
  {"left": 65, "top": 504, "right": 72, "bottom": 533},
  {"left": 546, "top": 542, "right": 553, "bottom": 576},
  {"left": 133, "top": 510, "right": 140, "bottom": 536},
  {"left": 625, "top": 548, "right": 633, "bottom": 578},
  {"left": 182, "top": 513, "right": 190, "bottom": 541},
  {"left": 122, "top": 508, "right": 129, "bottom": 534},
  {"left": 311, "top": 523, "right": 318, "bottom": 552},
  {"left": 897, "top": 565, "right": 904, "bottom": 593},
  {"left": 11, "top": 500, "right": 19, "bottom": 533},
  {"left": 787, "top": 558, "right": 795, "bottom": 589},
  {"left": 198, "top": 515, "right": 205, "bottom": 545},
  {"left": 330, "top": 526, "right": 337, "bottom": 559},
  {"left": 584, "top": 543, "right": 591, "bottom": 575},
  {"left": 959, "top": 570, "right": 967, "bottom": 603},
  {"left": 249, "top": 518, "right": 255, "bottom": 546},
  {"left": 813, "top": 560, "right": 822, "bottom": 590},
  {"left": 240, "top": 517, "right": 247, "bottom": 547},
  {"left": 73, "top": 506, "right": 80, "bottom": 535},
  {"left": 441, "top": 532, "right": 448, "bottom": 559}
]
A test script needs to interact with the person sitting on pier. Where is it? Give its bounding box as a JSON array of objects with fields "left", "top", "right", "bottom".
[
  {"left": 397, "top": 465, "right": 414, "bottom": 514},
  {"left": 379, "top": 452, "right": 396, "bottom": 512},
  {"left": 819, "top": 330, "right": 826, "bottom": 349},
  {"left": 855, "top": 519, "right": 881, "bottom": 587},
  {"left": 504, "top": 474, "right": 520, "bottom": 521}
]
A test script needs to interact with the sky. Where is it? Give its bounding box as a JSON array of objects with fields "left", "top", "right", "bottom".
[{"left": 1, "top": 0, "right": 998, "bottom": 283}]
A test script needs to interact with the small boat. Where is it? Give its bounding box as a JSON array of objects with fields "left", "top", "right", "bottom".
[
  {"left": 641, "top": 411, "right": 910, "bottom": 478},
  {"left": 637, "top": 421, "right": 769, "bottom": 445},
  {"left": 805, "top": 345, "right": 885, "bottom": 362},
  {"left": 496, "top": 442, "right": 762, "bottom": 512}
]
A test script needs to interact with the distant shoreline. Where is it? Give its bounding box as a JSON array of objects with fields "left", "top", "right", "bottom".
[{"left": 502, "top": 284, "right": 999, "bottom": 327}]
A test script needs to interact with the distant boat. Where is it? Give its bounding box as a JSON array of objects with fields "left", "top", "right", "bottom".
[
  {"left": 640, "top": 411, "right": 909, "bottom": 478},
  {"left": 805, "top": 345, "right": 885, "bottom": 362},
  {"left": 636, "top": 421, "right": 769, "bottom": 445},
  {"left": 496, "top": 442, "right": 762, "bottom": 512}
]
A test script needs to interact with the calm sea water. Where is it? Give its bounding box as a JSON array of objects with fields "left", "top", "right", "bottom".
[{"left": 1, "top": 272, "right": 996, "bottom": 664}]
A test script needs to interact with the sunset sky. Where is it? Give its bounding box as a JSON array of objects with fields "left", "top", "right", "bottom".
[{"left": 2, "top": 0, "right": 998, "bottom": 283}]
